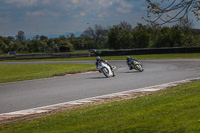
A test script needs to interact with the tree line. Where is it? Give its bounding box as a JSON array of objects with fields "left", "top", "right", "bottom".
[{"left": 0, "top": 21, "right": 200, "bottom": 55}]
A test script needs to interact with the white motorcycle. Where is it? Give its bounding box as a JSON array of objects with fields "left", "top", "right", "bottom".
[{"left": 97, "top": 61, "right": 115, "bottom": 78}]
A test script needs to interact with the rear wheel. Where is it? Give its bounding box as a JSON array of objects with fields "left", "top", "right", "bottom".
[{"left": 136, "top": 65, "right": 143, "bottom": 72}]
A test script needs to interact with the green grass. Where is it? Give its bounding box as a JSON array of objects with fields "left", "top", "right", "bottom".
[
  {"left": 0, "top": 53, "right": 200, "bottom": 62},
  {"left": 1, "top": 80, "right": 200, "bottom": 132},
  {"left": 0, "top": 64, "right": 96, "bottom": 83}
]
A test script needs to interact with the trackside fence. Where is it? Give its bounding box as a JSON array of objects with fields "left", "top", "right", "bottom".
[
  {"left": 96, "top": 47, "right": 200, "bottom": 56},
  {"left": 0, "top": 52, "right": 91, "bottom": 60},
  {"left": 0, "top": 47, "right": 200, "bottom": 60}
]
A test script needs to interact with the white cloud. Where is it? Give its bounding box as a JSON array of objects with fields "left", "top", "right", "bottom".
[
  {"left": 98, "top": 0, "right": 113, "bottom": 8},
  {"left": 42, "top": 0, "right": 51, "bottom": 4},
  {"left": 115, "top": 0, "right": 133, "bottom": 14},
  {"left": 98, "top": 14, "right": 103, "bottom": 18},
  {"left": 73, "top": 12, "right": 86, "bottom": 18},
  {"left": 98, "top": 12, "right": 106, "bottom": 18},
  {"left": 141, "top": 6, "right": 147, "bottom": 11},
  {"left": 71, "top": 0, "right": 79, "bottom": 4},
  {"left": 117, "top": 8, "right": 130, "bottom": 13},
  {"left": 5, "top": 0, "right": 38, "bottom": 7},
  {"left": 1, "top": 0, "right": 146, "bottom": 36},
  {"left": 120, "top": 0, "right": 133, "bottom": 8},
  {"left": 0, "top": 16, "right": 11, "bottom": 23},
  {"left": 26, "top": 10, "right": 59, "bottom": 17}
]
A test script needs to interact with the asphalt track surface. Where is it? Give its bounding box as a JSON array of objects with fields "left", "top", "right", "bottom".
[{"left": 0, "top": 59, "right": 200, "bottom": 114}]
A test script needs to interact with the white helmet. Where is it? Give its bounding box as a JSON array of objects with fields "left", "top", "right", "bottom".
[{"left": 96, "top": 56, "right": 100, "bottom": 61}]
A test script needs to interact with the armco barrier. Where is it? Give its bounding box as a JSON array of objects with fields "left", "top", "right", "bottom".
[
  {"left": 1, "top": 47, "right": 199, "bottom": 60},
  {"left": 96, "top": 47, "right": 200, "bottom": 56},
  {"left": 0, "top": 55, "right": 15, "bottom": 60},
  {"left": 0, "top": 52, "right": 90, "bottom": 60},
  {"left": 15, "top": 53, "right": 53, "bottom": 60},
  {"left": 53, "top": 52, "right": 90, "bottom": 58}
]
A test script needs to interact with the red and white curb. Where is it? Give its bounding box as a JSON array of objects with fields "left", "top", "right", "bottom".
[{"left": 0, "top": 77, "right": 200, "bottom": 121}]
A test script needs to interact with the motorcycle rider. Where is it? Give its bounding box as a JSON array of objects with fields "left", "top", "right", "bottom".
[
  {"left": 126, "top": 56, "right": 139, "bottom": 70},
  {"left": 96, "top": 56, "right": 115, "bottom": 76}
]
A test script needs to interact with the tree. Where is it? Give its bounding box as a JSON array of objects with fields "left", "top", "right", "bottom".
[
  {"left": 26, "top": 40, "right": 42, "bottom": 53},
  {"left": 0, "top": 37, "right": 8, "bottom": 54},
  {"left": 118, "top": 21, "right": 132, "bottom": 30},
  {"left": 154, "top": 26, "right": 172, "bottom": 47},
  {"left": 40, "top": 35, "right": 48, "bottom": 41},
  {"left": 81, "top": 24, "right": 108, "bottom": 48},
  {"left": 47, "top": 39, "right": 56, "bottom": 52},
  {"left": 32, "top": 35, "right": 40, "bottom": 40},
  {"left": 108, "top": 26, "right": 133, "bottom": 49},
  {"left": 170, "top": 25, "right": 185, "bottom": 47},
  {"left": 179, "top": 19, "right": 194, "bottom": 32},
  {"left": 152, "top": 25, "right": 186, "bottom": 47},
  {"left": 69, "top": 33, "right": 75, "bottom": 38},
  {"left": 7, "top": 36, "right": 15, "bottom": 41},
  {"left": 145, "top": 0, "right": 200, "bottom": 25},
  {"left": 16, "top": 31, "right": 26, "bottom": 42},
  {"left": 132, "top": 23, "right": 152, "bottom": 48}
]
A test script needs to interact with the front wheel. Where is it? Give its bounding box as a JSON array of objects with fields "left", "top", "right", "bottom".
[{"left": 102, "top": 67, "right": 109, "bottom": 77}]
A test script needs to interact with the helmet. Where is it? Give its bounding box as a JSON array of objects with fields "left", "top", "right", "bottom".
[
  {"left": 96, "top": 56, "right": 100, "bottom": 61},
  {"left": 126, "top": 56, "right": 130, "bottom": 62}
]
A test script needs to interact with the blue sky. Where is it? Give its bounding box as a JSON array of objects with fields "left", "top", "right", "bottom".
[{"left": 0, "top": 0, "right": 199, "bottom": 37}]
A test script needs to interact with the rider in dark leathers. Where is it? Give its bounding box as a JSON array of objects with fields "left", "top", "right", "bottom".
[
  {"left": 126, "top": 56, "right": 139, "bottom": 70},
  {"left": 96, "top": 56, "right": 115, "bottom": 76}
]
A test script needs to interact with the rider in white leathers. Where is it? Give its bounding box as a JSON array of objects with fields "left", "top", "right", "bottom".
[{"left": 96, "top": 56, "right": 115, "bottom": 76}]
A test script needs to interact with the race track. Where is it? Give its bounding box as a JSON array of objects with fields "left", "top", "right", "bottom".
[{"left": 0, "top": 59, "right": 200, "bottom": 114}]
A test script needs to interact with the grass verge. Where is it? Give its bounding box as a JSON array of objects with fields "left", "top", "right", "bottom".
[
  {"left": 0, "top": 53, "right": 200, "bottom": 62},
  {"left": 0, "top": 80, "right": 200, "bottom": 132},
  {"left": 0, "top": 64, "right": 96, "bottom": 83},
  {"left": 100, "top": 53, "right": 200, "bottom": 60}
]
